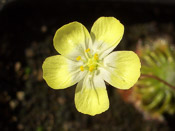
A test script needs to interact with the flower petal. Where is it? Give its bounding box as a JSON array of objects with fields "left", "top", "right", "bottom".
[
  {"left": 75, "top": 72, "right": 109, "bottom": 116},
  {"left": 90, "top": 17, "right": 124, "bottom": 59},
  {"left": 101, "top": 51, "right": 141, "bottom": 89},
  {"left": 53, "top": 22, "right": 92, "bottom": 60},
  {"left": 42, "top": 55, "right": 87, "bottom": 89}
]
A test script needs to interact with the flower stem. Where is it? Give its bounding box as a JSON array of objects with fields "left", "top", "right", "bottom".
[{"left": 140, "top": 74, "right": 175, "bottom": 90}]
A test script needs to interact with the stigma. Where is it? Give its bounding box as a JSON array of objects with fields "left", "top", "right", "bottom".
[
  {"left": 76, "top": 56, "right": 81, "bottom": 61},
  {"left": 80, "top": 66, "right": 84, "bottom": 71},
  {"left": 85, "top": 48, "right": 90, "bottom": 52}
]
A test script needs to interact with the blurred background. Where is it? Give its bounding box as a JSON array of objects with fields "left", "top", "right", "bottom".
[{"left": 1, "top": 0, "right": 175, "bottom": 130}]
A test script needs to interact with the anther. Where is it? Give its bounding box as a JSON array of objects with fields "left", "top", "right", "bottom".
[
  {"left": 85, "top": 48, "right": 90, "bottom": 52},
  {"left": 94, "top": 53, "right": 98, "bottom": 60},
  {"left": 76, "top": 56, "right": 81, "bottom": 61},
  {"left": 80, "top": 66, "right": 84, "bottom": 71}
]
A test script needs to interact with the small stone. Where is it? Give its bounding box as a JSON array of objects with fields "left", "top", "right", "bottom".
[
  {"left": 14, "top": 62, "right": 21, "bottom": 72},
  {"left": 16, "top": 91, "right": 25, "bottom": 101},
  {"left": 25, "top": 48, "right": 34, "bottom": 58},
  {"left": 9, "top": 100, "right": 18, "bottom": 109},
  {"left": 12, "top": 116, "right": 17, "bottom": 122},
  {"left": 37, "top": 69, "right": 43, "bottom": 81},
  {"left": 2, "top": 0, "right": 6, "bottom": 4},
  {"left": 57, "top": 97, "right": 66, "bottom": 105},
  {"left": 41, "top": 25, "right": 47, "bottom": 33},
  {"left": 18, "top": 124, "right": 24, "bottom": 130}
]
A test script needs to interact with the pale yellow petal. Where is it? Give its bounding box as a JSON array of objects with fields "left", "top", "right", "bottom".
[
  {"left": 75, "top": 73, "right": 109, "bottom": 116},
  {"left": 101, "top": 51, "right": 141, "bottom": 89},
  {"left": 42, "top": 55, "right": 86, "bottom": 89},
  {"left": 90, "top": 17, "right": 124, "bottom": 58},
  {"left": 53, "top": 22, "right": 91, "bottom": 60}
]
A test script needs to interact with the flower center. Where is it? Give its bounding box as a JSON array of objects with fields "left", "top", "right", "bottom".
[
  {"left": 76, "top": 48, "right": 99, "bottom": 72},
  {"left": 87, "top": 57, "right": 98, "bottom": 72}
]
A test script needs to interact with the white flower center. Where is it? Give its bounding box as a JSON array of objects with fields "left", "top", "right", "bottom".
[{"left": 76, "top": 48, "right": 99, "bottom": 72}]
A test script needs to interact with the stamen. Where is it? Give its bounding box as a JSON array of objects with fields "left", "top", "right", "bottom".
[
  {"left": 76, "top": 56, "right": 81, "bottom": 61},
  {"left": 85, "top": 48, "right": 90, "bottom": 52},
  {"left": 94, "top": 53, "right": 98, "bottom": 60},
  {"left": 80, "top": 66, "right": 84, "bottom": 71},
  {"left": 89, "top": 66, "right": 94, "bottom": 72}
]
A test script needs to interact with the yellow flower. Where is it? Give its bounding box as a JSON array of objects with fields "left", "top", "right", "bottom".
[{"left": 42, "top": 17, "right": 141, "bottom": 116}]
